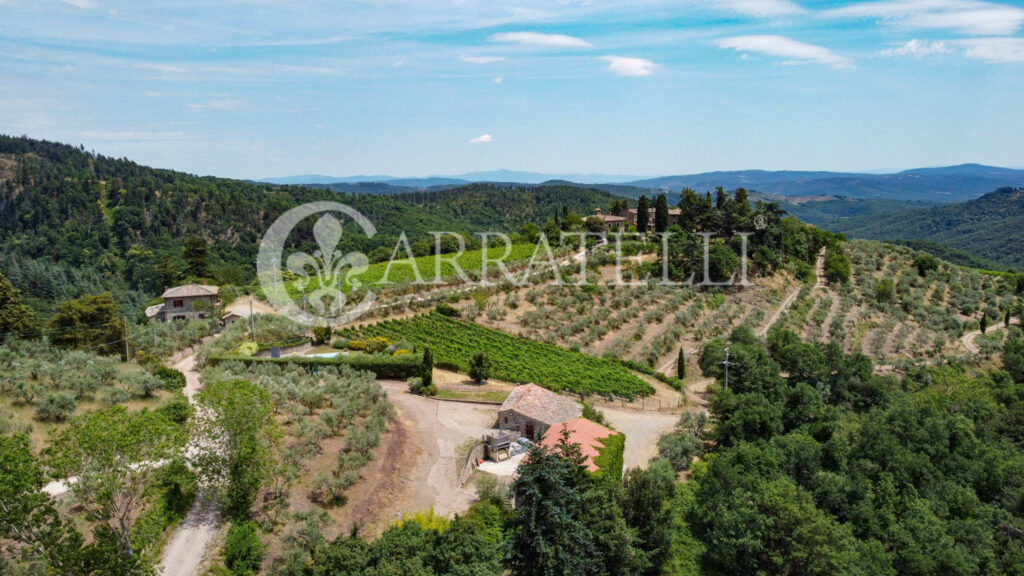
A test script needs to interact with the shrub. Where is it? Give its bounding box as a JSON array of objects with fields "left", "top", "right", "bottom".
[
  {"left": 312, "top": 325, "right": 332, "bottom": 346},
  {"left": 224, "top": 521, "right": 263, "bottom": 576},
  {"left": 365, "top": 337, "right": 392, "bottom": 355},
  {"left": 658, "top": 431, "right": 702, "bottom": 472},
  {"left": 157, "top": 393, "right": 193, "bottom": 424},
  {"left": 347, "top": 340, "right": 367, "bottom": 351},
  {"left": 237, "top": 342, "right": 258, "bottom": 357},
  {"left": 436, "top": 302, "right": 460, "bottom": 318},
  {"left": 35, "top": 392, "right": 76, "bottom": 422},
  {"left": 469, "top": 352, "right": 492, "bottom": 383},
  {"left": 153, "top": 365, "right": 186, "bottom": 389},
  {"left": 331, "top": 338, "right": 349, "bottom": 350},
  {"left": 407, "top": 376, "right": 436, "bottom": 396}
]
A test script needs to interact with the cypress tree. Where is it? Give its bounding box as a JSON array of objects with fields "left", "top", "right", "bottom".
[
  {"left": 422, "top": 347, "right": 433, "bottom": 387},
  {"left": 980, "top": 314, "right": 988, "bottom": 334},
  {"left": 1005, "top": 308, "right": 1012, "bottom": 328},
  {"left": 636, "top": 196, "right": 650, "bottom": 235},
  {"left": 677, "top": 347, "right": 686, "bottom": 380},
  {"left": 654, "top": 194, "right": 669, "bottom": 234}
]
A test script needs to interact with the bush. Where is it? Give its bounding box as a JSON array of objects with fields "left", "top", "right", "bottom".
[
  {"left": 224, "top": 521, "right": 263, "bottom": 576},
  {"left": 657, "top": 431, "right": 702, "bottom": 472},
  {"left": 157, "top": 393, "right": 193, "bottom": 424},
  {"left": 347, "top": 340, "right": 367, "bottom": 351},
  {"left": 365, "top": 336, "right": 392, "bottom": 355},
  {"left": 469, "top": 352, "right": 492, "bottom": 383},
  {"left": 331, "top": 338, "right": 348, "bottom": 350},
  {"left": 153, "top": 365, "right": 186, "bottom": 389},
  {"left": 312, "top": 325, "right": 332, "bottom": 346},
  {"left": 407, "top": 376, "right": 437, "bottom": 397},
  {"left": 35, "top": 392, "right": 76, "bottom": 422},
  {"left": 237, "top": 342, "right": 258, "bottom": 357},
  {"left": 436, "top": 302, "right": 460, "bottom": 318}
]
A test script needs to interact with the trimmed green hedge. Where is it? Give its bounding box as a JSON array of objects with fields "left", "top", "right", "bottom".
[
  {"left": 206, "top": 351, "right": 425, "bottom": 380},
  {"left": 592, "top": 432, "right": 625, "bottom": 480}
]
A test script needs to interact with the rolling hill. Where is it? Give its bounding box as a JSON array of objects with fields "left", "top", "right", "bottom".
[
  {"left": 828, "top": 187, "right": 1024, "bottom": 269},
  {"left": 625, "top": 164, "right": 1024, "bottom": 202}
]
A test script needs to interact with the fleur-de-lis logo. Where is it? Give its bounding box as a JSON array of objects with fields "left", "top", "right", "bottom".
[
  {"left": 258, "top": 201, "right": 377, "bottom": 326},
  {"left": 286, "top": 214, "right": 369, "bottom": 316}
]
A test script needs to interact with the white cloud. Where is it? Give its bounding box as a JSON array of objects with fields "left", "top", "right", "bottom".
[
  {"left": 461, "top": 55, "right": 506, "bottom": 64},
  {"left": 716, "top": 35, "right": 855, "bottom": 68},
  {"left": 492, "top": 77, "right": 504, "bottom": 84},
  {"left": 955, "top": 37, "right": 1024, "bottom": 61},
  {"left": 713, "top": 0, "right": 804, "bottom": 17},
  {"left": 599, "top": 55, "right": 658, "bottom": 76},
  {"left": 470, "top": 133, "right": 493, "bottom": 144},
  {"left": 879, "top": 39, "right": 953, "bottom": 57},
  {"left": 488, "top": 31, "right": 592, "bottom": 48},
  {"left": 825, "top": 0, "right": 1024, "bottom": 36},
  {"left": 187, "top": 99, "right": 246, "bottom": 110}
]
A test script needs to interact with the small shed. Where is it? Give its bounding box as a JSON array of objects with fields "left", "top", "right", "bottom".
[
  {"left": 221, "top": 311, "right": 244, "bottom": 327},
  {"left": 497, "top": 384, "right": 582, "bottom": 441}
]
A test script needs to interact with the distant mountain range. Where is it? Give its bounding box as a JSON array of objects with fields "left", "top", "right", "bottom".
[
  {"left": 259, "top": 170, "right": 646, "bottom": 187},
  {"left": 261, "top": 164, "right": 1024, "bottom": 204},
  {"left": 827, "top": 187, "right": 1024, "bottom": 270}
]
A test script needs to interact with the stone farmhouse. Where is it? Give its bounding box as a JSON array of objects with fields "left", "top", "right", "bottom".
[
  {"left": 498, "top": 383, "right": 583, "bottom": 441},
  {"left": 145, "top": 284, "right": 220, "bottom": 322}
]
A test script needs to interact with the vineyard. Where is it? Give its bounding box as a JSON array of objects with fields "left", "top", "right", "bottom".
[{"left": 340, "top": 312, "right": 655, "bottom": 399}]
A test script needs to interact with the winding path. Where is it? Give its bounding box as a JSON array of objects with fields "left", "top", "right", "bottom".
[
  {"left": 157, "top": 353, "right": 219, "bottom": 576},
  {"left": 961, "top": 319, "right": 1019, "bottom": 354}
]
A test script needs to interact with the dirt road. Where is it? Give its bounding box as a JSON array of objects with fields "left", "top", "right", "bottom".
[
  {"left": 600, "top": 407, "right": 679, "bottom": 470},
  {"left": 334, "top": 381, "right": 497, "bottom": 537},
  {"left": 962, "top": 319, "right": 1019, "bottom": 354},
  {"left": 757, "top": 249, "right": 825, "bottom": 338},
  {"left": 158, "top": 354, "right": 219, "bottom": 576}
]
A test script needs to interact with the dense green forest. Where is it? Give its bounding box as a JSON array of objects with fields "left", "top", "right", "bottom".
[
  {"left": 829, "top": 187, "right": 1024, "bottom": 270},
  {"left": 0, "top": 136, "right": 623, "bottom": 319},
  {"left": 198, "top": 327, "right": 1024, "bottom": 576}
]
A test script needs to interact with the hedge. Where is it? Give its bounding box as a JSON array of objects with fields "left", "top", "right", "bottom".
[
  {"left": 592, "top": 432, "right": 625, "bottom": 480},
  {"left": 256, "top": 336, "right": 310, "bottom": 352},
  {"left": 206, "top": 351, "right": 426, "bottom": 380}
]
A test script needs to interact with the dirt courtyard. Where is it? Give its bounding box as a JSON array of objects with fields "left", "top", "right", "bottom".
[{"left": 333, "top": 380, "right": 498, "bottom": 537}]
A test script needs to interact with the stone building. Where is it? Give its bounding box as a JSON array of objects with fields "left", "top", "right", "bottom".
[
  {"left": 145, "top": 284, "right": 220, "bottom": 322},
  {"left": 497, "top": 383, "right": 583, "bottom": 441}
]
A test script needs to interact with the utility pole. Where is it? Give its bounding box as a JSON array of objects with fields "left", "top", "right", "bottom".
[
  {"left": 719, "top": 347, "right": 733, "bottom": 390},
  {"left": 123, "top": 317, "right": 130, "bottom": 362},
  {"left": 249, "top": 297, "right": 256, "bottom": 342}
]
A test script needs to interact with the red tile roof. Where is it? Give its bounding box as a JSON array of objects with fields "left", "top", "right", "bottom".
[{"left": 538, "top": 417, "right": 619, "bottom": 472}]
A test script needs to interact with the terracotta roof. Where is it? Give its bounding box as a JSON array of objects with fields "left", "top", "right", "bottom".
[
  {"left": 162, "top": 284, "right": 220, "bottom": 298},
  {"left": 500, "top": 384, "right": 582, "bottom": 426},
  {"left": 144, "top": 303, "right": 165, "bottom": 319},
  {"left": 538, "top": 417, "right": 619, "bottom": 472}
]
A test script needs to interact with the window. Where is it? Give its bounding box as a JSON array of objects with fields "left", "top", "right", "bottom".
[{"left": 172, "top": 300, "right": 184, "bottom": 308}]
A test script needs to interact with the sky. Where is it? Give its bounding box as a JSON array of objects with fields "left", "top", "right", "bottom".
[{"left": 1, "top": 0, "right": 1023, "bottom": 179}]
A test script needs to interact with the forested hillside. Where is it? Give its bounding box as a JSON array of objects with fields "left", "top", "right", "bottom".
[
  {"left": 393, "top": 183, "right": 622, "bottom": 230},
  {"left": 0, "top": 136, "right": 624, "bottom": 317},
  {"left": 829, "top": 187, "right": 1024, "bottom": 269}
]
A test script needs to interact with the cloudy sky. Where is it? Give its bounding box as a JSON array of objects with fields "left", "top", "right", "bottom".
[{"left": 1, "top": 0, "right": 1022, "bottom": 178}]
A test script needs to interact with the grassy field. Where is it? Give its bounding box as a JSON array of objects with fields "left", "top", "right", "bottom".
[
  {"left": 271, "top": 243, "right": 541, "bottom": 298},
  {"left": 341, "top": 312, "right": 654, "bottom": 399}
]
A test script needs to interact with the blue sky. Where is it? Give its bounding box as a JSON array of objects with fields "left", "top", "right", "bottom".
[{"left": 1, "top": 0, "right": 1023, "bottom": 179}]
